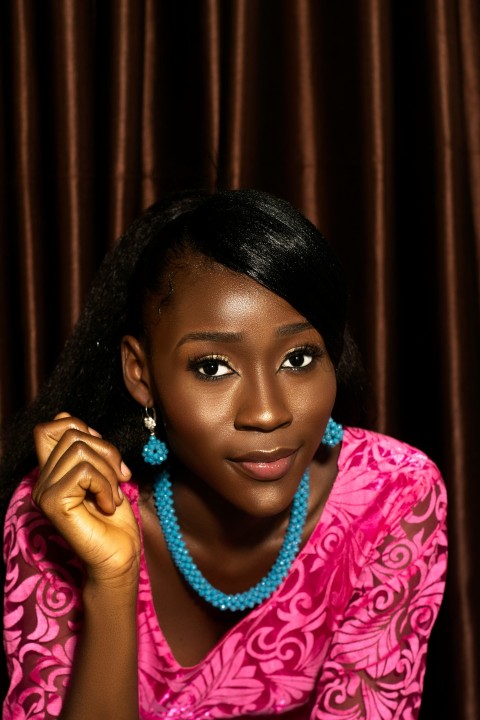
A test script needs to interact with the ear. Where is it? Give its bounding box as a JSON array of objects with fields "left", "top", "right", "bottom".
[{"left": 121, "top": 335, "right": 154, "bottom": 407}]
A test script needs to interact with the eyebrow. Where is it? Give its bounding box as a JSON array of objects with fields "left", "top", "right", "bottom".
[
  {"left": 177, "top": 331, "right": 243, "bottom": 347},
  {"left": 274, "top": 321, "right": 314, "bottom": 337},
  {"left": 177, "top": 321, "right": 314, "bottom": 348}
]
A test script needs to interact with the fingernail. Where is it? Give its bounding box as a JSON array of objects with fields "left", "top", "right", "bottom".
[
  {"left": 120, "top": 461, "right": 131, "bottom": 477},
  {"left": 118, "top": 486, "right": 124, "bottom": 500},
  {"left": 87, "top": 426, "right": 102, "bottom": 438}
]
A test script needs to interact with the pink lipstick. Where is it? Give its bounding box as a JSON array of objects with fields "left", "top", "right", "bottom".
[{"left": 231, "top": 449, "right": 297, "bottom": 481}]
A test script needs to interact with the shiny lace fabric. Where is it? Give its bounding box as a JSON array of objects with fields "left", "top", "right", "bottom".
[{"left": 3, "top": 428, "right": 448, "bottom": 720}]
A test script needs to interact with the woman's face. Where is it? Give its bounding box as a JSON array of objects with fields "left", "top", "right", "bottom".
[{"left": 134, "top": 258, "right": 337, "bottom": 518}]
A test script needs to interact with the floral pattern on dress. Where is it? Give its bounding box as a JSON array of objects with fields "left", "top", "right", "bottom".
[{"left": 3, "top": 428, "right": 447, "bottom": 719}]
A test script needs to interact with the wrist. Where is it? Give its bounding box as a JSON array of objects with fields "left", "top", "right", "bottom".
[{"left": 83, "top": 574, "right": 139, "bottom": 611}]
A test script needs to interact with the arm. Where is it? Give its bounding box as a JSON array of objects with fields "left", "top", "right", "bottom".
[
  {"left": 3, "top": 477, "right": 84, "bottom": 719},
  {"left": 311, "top": 464, "right": 447, "bottom": 720},
  {"left": 4, "top": 414, "right": 142, "bottom": 720},
  {"left": 58, "top": 577, "right": 139, "bottom": 720}
]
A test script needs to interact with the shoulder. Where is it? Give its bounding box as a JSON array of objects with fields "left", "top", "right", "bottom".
[
  {"left": 338, "top": 427, "right": 447, "bottom": 526},
  {"left": 3, "top": 470, "right": 85, "bottom": 583},
  {"left": 3, "top": 469, "right": 42, "bottom": 561},
  {"left": 341, "top": 426, "right": 444, "bottom": 486}
]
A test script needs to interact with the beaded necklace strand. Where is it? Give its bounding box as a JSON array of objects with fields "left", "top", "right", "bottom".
[{"left": 153, "top": 468, "right": 310, "bottom": 612}]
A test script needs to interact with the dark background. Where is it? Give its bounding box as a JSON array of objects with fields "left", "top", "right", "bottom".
[{"left": 0, "top": 2, "right": 479, "bottom": 718}]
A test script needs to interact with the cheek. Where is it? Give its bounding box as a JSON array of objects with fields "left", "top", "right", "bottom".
[
  {"left": 156, "top": 379, "right": 233, "bottom": 452},
  {"left": 286, "top": 366, "right": 337, "bottom": 417},
  {"left": 155, "top": 365, "right": 337, "bottom": 464}
]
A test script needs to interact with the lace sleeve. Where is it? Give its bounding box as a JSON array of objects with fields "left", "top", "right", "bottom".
[
  {"left": 3, "top": 473, "right": 85, "bottom": 720},
  {"left": 311, "top": 462, "right": 448, "bottom": 720}
]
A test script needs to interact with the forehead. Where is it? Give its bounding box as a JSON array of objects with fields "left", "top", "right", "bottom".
[{"left": 143, "top": 258, "right": 307, "bottom": 336}]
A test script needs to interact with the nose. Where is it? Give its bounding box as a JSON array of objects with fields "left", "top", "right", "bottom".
[{"left": 234, "top": 372, "right": 293, "bottom": 432}]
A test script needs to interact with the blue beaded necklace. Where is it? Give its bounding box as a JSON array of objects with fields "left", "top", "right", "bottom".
[{"left": 153, "top": 468, "right": 310, "bottom": 612}]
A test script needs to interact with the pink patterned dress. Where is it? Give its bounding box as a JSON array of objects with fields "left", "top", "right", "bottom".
[{"left": 3, "top": 428, "right": 448, "bottom": 719}]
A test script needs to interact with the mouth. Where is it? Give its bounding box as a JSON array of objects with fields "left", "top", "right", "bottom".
[{"left": 229, "top": 449, "right": 298, "bottom": 481}]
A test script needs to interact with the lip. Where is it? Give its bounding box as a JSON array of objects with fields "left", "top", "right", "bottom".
[{"left": 230, "top": 448, "right": 298, "bottom": 481}]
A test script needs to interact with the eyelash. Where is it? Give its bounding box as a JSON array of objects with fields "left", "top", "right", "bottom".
[
  {"left": 187, "top": 354, "right": 234, "bottom": 382},
  {"left": 282, "top": 344, "right": 325, "bottom": 370},
  {"left": 187, "top": 344, "right": 325, "bottom": 381}
]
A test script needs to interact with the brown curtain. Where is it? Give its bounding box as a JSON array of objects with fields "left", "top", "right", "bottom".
[{"left": 1, "top": 1, "right": 479, "bottom": 717}]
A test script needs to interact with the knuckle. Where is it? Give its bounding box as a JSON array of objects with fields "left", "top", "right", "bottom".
[
  {"left": 33, "top": 422, "right": 50, "bottom": 440},
  {"left": 64, "top": 428, "right": 85, "bottom": 444},
  {"left": 70, "top": 439, "right": 91, "bottom": 457},
  {"left": 33, "top": 483, "right": 55, "bottom": 515},
  {"left": 41, "top": 487, "right": 68, "bottom": 518},
  {"left": 105, "top": 444, "right": 122, "bottom": 464},
  {"left": 75, "top": 459, "right": 95, "bottom": 478}
]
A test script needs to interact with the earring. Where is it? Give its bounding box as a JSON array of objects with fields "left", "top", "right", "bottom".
[
  {"left": 321, "top": 417, "right": 344, "bottom": 447},
  {"left": 142, "top": 407, "right": 169, "bottom": 465}
]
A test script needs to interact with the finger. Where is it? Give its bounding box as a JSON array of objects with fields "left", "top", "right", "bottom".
[
  {"left": 38, "top": 440, "right": 126, "bottom": 507},
  {"left": 34, "top": 415, "right": 106, "bottom": 468},
  {"left": 33, "top": 465, "right": 139, "bottom": 580},
  {"left": 35, "top": 416, "right": 94, "bottom": 467},
  {"left": 35, "top": 460, "right": 120, "bottom": 517},
  {"left": 54, "top": 411, "right": 103, "bottom": 439},
  {"left": 34, "top": 420, "right": 131, "bottom": 483}
]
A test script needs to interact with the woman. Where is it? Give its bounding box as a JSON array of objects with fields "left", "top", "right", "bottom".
[{"left": 1, "top": 189, "right": 447, "bottom": 719}]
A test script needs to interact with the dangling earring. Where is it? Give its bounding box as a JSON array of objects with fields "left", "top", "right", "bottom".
[
  {"left": 142, "top": 407, "right": 169, "bottom": 465},
  {"left": 321, "top": 417, "right": 344, "bottom": 447}
]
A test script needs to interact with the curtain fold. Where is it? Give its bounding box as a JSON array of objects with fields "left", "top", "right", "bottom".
[
  {"left": 108, "top": 0, "right": 145, "bottom": 242},
  {"left": 1, "top": 1, "right": 479, "bottom": 717},
  {"left": 12, "top": 0, "right": 45, "bottom": 403},
  {"left": 360, "top": 0, "right": 395, "bottom": 434},
  {"left": 428, "top": 3, "right": 480, "bottom": 717},
  {"left": 140, "top": 0, "right": 158, "bottom": 209},
  {"left": 458, "top": 0, "right": 480, "bottom": 308},
  {"left": 52, "top": 0, "right": 95, "bottom": 334},
  {"left": 290, "top": 0, "right": 320, "bottom": 225},
  {"left": 223, "top": 0, "right": 248, "bottom": 188},
  {"left": 201, "top": 0, "right": 221, "bottom": 190}
]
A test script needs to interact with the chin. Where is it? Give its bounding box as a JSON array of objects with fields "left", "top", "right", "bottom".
[{"left": 231, "top": 482, "right": 298, "bottom": 519}]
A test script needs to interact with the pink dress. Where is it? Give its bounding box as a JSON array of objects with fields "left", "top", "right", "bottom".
[{"left": 2, "top": 428, "right": 448, "bottom": 719}]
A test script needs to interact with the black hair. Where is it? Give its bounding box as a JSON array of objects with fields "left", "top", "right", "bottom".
[
  {"left": 0, "top": 190, "right": 211, "bottom": 509},
  {"left": 128, "top": 189, "right": 367, "bottom": 433},
  {"left": 0, "top": 188, "right": 367, "bottom": 514},
  {"left": 130, "top": 190, "right": 347, "bottom": 363}
]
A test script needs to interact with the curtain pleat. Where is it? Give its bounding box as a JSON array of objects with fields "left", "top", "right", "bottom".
[
  {"left": 0, "top": 54, "right": 10, "bottom": 426},
  {"left": 1, "top": 2, "right": 479, "bottom": 717},
  {"left": 108, "top": 0, "right": 145, "bottom": 242},
  {"left": 223, "top": 0, "right": 250, "bottom": 188},
  {"left": 52, "top": 0, "right": 94, "bottom": 334},
  {"left": 140, "top": 0, "right": 159, "bottom": 209},
  {"left": 360, "top": 0, "right": 394, "bottom": 434},
  {"left": 12, "top": 0, "right": 44, "bottom": 402},
  {"left": 458, "top": 0, "right": 480, "bottom": 308},
  {"left": 291, "top": 0, "right": 320, "bottom": 226},
  {"left": 202, "top": 0, "right": 221, "bottom": 189},
  {"left": 429, "top": 2, "right": 480, "bottom": 717}
]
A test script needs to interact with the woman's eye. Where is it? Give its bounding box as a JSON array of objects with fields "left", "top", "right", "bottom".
[
  {"left": 196, "top": 359, "right": 233, "bottom": 378},
  {"left": 282, "top": 351, "right": 314, "bottom": 369}
]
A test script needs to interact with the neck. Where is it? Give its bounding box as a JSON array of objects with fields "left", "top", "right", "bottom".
[
  {"left": 171, "top": 468, "right": 291, "bottom": 550},
  {"left": 152, "top": 465, "right": 311, "bottom": 612}
]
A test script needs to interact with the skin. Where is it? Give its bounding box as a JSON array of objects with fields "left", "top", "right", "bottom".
[{"left": 33, "top": 255, "right": 341, "bottom": 717}]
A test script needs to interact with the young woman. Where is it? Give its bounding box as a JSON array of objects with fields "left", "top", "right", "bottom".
[{"left": 1, "top": 189, "right": 447, "bottom": 719}]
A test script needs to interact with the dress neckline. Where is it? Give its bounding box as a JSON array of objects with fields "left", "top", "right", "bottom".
[{"left": 130, "top": 428, "right": 352, "bottom": 672}]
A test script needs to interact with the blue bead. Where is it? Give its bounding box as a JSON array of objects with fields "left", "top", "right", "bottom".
[
  {"left": 321, "top": 418, "right": 344, "bottom": 448},
  {"left": 142, "top": 435, "right": 169, "bottom": 465}
]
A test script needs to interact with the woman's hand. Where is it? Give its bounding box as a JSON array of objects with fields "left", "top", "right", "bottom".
[{"left": 33, "top": 412, "right": 141, "bottom": 589}]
